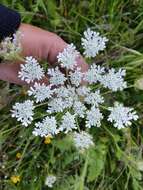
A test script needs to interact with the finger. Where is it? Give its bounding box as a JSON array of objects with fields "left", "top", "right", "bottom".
[
  {"left": 18, "top": 23, "right": 67, "bottom": 64},
  {"left": 0, "top": 62, "right": 26, "bottom": 85}
]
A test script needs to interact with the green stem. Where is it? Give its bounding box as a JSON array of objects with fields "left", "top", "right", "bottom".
[
  {"left": 1, "top": 125, "right": 20, "bottom": 135},
  {"left": 15, "top": 136, "right": 33, "bottom": 171},
  {"left": 79, "top": 153, "right": 89, "bottom": 190}
]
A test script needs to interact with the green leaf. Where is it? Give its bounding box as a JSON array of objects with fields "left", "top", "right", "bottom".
[
  {"left": 87, "top": 147, "right": 106, "bottom": 182},
  {"left": 53, "top": 136, "right": 72, "bottom": 152}
]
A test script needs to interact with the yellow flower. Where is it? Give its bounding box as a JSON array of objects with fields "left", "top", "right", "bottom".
[
  {"left": 44, "top": 135, "right": 52, "bottom": 144},
  {"left": 10, "top": 175, "right": 20, "bottom": 184},
  {"left": 16, "top": 152, "right": 22, "bottom": 159}
]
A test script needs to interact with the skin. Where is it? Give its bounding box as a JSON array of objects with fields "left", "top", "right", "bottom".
[{"left": 0, "top": 23, "right": 88, "bottom": 85}]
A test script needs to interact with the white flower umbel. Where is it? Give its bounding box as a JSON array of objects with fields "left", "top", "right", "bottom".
[
  {"left": 73, "top": 131, "right": 94, "bottom": 151},
  {"left": 108, "top": 102, "right": 138, "bottom": 129},
  {"left": 100, "top": 68, "right": 127, "bottom": 91},
  {"left": 81, "top": 28, "right": 108, "bottom": 58},
  {"left": 84, "top": 90, "right": 104, "bottom": 107},
  {"left": 48, "top": 67, "right": 66, "bottom": 86},
  {"left": 10, "top": 28, "right": 139, "bottom": 140},
  {"left": 55, "top": 86, "right": 71, "bottom": 98},
  {"left": 64, "top": 97, "right": 74, "bottom": 109},
  {"left": 11, "top": 100, "right": 34, "bottom": 127},
  {"left": 66, "top": 86, "right": 79, "bottom": 101},
  {"left": 59, "top": 112, "right": 77, "bottom": 133},
  {"left": 28, "top": 83, "right": 54, "bottom": 103},
  {"left": 86, "top": 106, "right": 103, "bottom": 128},
  {"left": 18, "top": 56, "right": 44, "bottom": 83},
  {"left": 53, "top": 87, "right": 77, "bottom": 112},
  {"left": 84, "top": 64, "right": 105, "bottom": 84},
  {"left": 47, "top": 98, "right": 65, "bottom": 113},
  {"left": 0, "top": 31, "right": 22, "bottom": 60},
  {"left": 56, "top": 86, "right": 78, "bottom": 103},
  {"left": 69, "top": 68, "right": 83, "bottom": 87},
  {"left": 33, "top": 116, "right": 58, "bottom": 137},
  {"left": 57, "top": 43, "right": 79, "bottom": 70},
  {"left": 73, "top": 101, "right": 86, "bottom": 118},
  {"left": 45, "top": 175, "right": 56, "bottom": 188},
  {"left": 76, "top": 86, "right": 90, "bottom": 96}
]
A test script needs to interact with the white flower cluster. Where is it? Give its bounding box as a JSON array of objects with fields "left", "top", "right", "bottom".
[
  {"left": 86, "top": 106, "right": 103, "bottom": 128},
  {"left": 0, "top": 31, "right": 22, "bottom": 60},
  {"left": 81, "top": 28, "right": 108, "bottom": 58},
  {"left": 18, "top": 56, "right": 44, "bottom": 83},
  {"left": 73, "top": 101, "right": 86, "bottom": 118},
  {"left": 45, "top": 175, "right": 56, "bottom": 188},
  {"left": 57, "top": 43, "right": 79, "bottom": 69},
  {"left": 84, "top": 90, "right": 104, "bottom": 106},
  {"left": 59, "top": 112, "right": 77, "bottom": 133},
  {"left": 48, "top": 67, "right": 66, "bottom": 86},
  {"left": 69, "top": 68, "right": 83, "bottom": 87},
  {"left": 11, "top": 100, "right": 34, "bottom": 127},
  {"left": 100, "top": 68, "right": 127, "bottom": 91},
  {"left": 28, "top": 83, "right": 54, "bottom": 103},
  {"left": 11, "top": 28, "right": 138, "bottom": 152},
  {"left": 73, "top": 131, "right": 94, "bottom": 151},
  {"left": 108, "top": 102, "right": 138, "bottom": 129},
  {"left": 33, "top": 116, "right": 59, "bottom": 137},
  {"left": 84, "top": 65, "right": 105, "bottom": 84}
]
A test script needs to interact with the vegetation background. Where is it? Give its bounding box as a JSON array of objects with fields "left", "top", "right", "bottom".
[{"left": 1, "top": 0, "right": 143, "bottom": 189}]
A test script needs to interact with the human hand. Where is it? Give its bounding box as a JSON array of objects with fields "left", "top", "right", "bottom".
[{"left": 0, "top": 23, "right": 88, "bottom": 85}]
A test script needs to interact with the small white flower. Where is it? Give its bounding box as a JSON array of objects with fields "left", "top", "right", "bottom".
[
  {"left": 11, "top": 100, "right": 34, "bottom": 127},
  {"left": 45, "top": 175, "right": 56, "bottom": 188},
  {"left": 100, "top": 68, "right": 127, "bottom": 91},
  {"left": 56, "top": 85, "right": 77, "bottom": 100},
  {"left": 28, "top": 83, "right": 53, "bottom": 103},
  {"left": 64, "top": 97, "right": 74, "bottom": 109},
  {"left": 33, "top": 116, "right": 58, "bottom": 137},
  {"left": 69, "top": 68, "right": 83, "bottom": 87},
  {"left": 73, "top": 131, "right": 94, "bottom": 151},
  {"left": 84, "top": 64, "right": 105, "bottom": 84},
  {"left": 18, "top": 56, "right": 44, "bottom": 83},
  {"left": 47, "top": 98, "right": 65, "bottom": 113},
  {"left": 73, "top": 101, "right": 86, "bottom": 118},
  {"left": 76, "top": 86, "right": 91, "bottom": 96},
  {"left": 86, "top": 106, "right": 103, "bottom": 128},
  {"left": 55, "top": 86, "right": 71, "bottom": 98},
  {"left": 59, "top": 112, "right": 77, "bottom": 133},
  {"left": 108, "top": 102, "right": 138, "bottom": 129},
  {"left": 66, "top": 86, "right": 79, "bottom": 101},
  {"left": 81, "top": 28, "right": 108, "bottom": 58},
  {"left": 55, "top": 88, "right": 74, "bottom": 109},
  {"left": 84, "top": 90, "right": 104, "bottom": 107},
  {"left": 57, "top": 44, "right": 79, "bottom": 70},
  {"left": 48, "top": 67, "right": 66, "bottom": 86}
]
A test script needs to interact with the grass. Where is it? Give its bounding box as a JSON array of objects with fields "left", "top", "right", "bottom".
[{"left": 1, "top": 0, "right": 143, "bottom": 189}]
